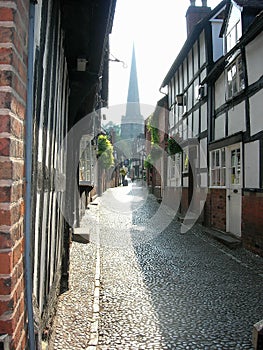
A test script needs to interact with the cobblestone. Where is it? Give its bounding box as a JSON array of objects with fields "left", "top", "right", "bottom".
[{"left": 50, "top": 181, "right": 263, "bottom": 349}]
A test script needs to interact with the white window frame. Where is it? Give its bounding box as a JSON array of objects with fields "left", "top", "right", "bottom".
[
  {"left": 210, "top": 148, "right": 226, "bottom": 187},
  {"left": 226, "top": 55, "right": 245, "bottom": 99}
]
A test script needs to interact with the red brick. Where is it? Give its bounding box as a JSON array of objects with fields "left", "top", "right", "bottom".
[
  {"left": 0, "top": 160, "right": 24, "bottom": 180},
  {"left": 0, "top": 202, "right": 23, "bottom": 226},
  {"left": 0, "top": 115, "right": 11, "bottom": 133},
  {"left": 242, "top": 193, "right": 263, "bottom": 257},
  {"left": 0, "top": 8, "right": 14, "bottom": 22},
  {"left": 0, "top": 185, "right": 11, "bottom": 202},
  {"left": 0, "top": 26, "right": 14, "bottom": 44},
  {"left": 0, "top": 297, "right": 14, "bottom": 315},
  {"left": 12, "top": 161, "right": 24, "bottom": 180},
  {"left": 0, "top": 275, "right": 12, "bottom": 295},
  {"left": 10, "top": 138, "right": 24, "bottom": 158},
  {"left": 0, "top": 251, "right": 12, "bottom": 274},
  {"left": 12, "top": 240, "right": 22, "bottom": 267},
  {"left": 0, "top": 293, "right": 24, "bottom": 335},
  {"left": 0, "top": 47, "right": 13, "bottom": 65},
  {"left": 0, "top": 137, "right": 11, "bottom": 156},
  {"left": 11, "top": 310, "right": 26, "bottom": 350}
]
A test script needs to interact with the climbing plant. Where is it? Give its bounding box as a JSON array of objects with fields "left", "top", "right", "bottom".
[{"left": 97, "top": 135, "right": 114, "bottom": 169}]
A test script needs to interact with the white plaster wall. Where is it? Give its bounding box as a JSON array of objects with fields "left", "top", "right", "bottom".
[
  {"left": 188, "top": 86, "right": 193, "bottom": 110},
  {"left": 211, "top": 21, "right": 223, "bottom": 62},
  {"left": 228, "top": 101, "right": 246, "bottom": 135},
  {"left": 214, "top": 113, "right": 225, "bottom": 140},
  {"left": 193, "top": 41, "right": 199, "bottom": 75},
  {"left": 188, "top": 114, "right": 193, "bottom": 138},
  {"left": 183, "top": 59, "right": 188, "bottom": 86},
  {"left": 215, "top": 72, "right": 225, "bottom": 109},
  {"left": 200, "top": 68, "right": 206, "bottom": 82},
  {"left": 244, "top": 141, "right": 260, "bottom": 188},
  {"left": 193, "top": 109, "right": 199, "bottom": 136},
  {"left": 201, "top": 103, "right": 207, "bottom": 132},
  {"left": 200, "top": 137, "right": 207, "bottom": 169},
  {"left": 188, "top": 50, "right": 193, "bottom": 82},
  {"left": 199, "top": 31, "right": 206, "bottom": 67},
  {"left": 246, "top": 33, "right": 263, "bottom": 85},
  {"left": 250, "top": 89, "right": 263, "bottom": 135}
]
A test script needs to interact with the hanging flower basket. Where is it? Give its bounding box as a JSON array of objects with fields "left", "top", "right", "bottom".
[{"left": 167, "top": 137, "right": 182, "bottom": 156}]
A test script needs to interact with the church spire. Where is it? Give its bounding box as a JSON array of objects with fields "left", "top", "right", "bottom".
[
  {"left": 127, "top": 44, "right": 140, "bottom": 103},
  {"left": 120, "top": 44, "right": 144, "bottom": 140}
]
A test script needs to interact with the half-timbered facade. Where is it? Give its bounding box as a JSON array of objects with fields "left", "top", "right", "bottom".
[
  {"left": 0, "top": 0, "right": 116, "bottom": 348},
  {"left": 206, "top": 0, "right": 263, "bottom": 255},
  {"left": 161, "top": 0, "right": 226, "bottom": 224},
  {"left": 161, "top": 0, "right": 263, "bottom": 256}
]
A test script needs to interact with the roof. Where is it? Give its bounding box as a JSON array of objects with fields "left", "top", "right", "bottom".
[
  {"left": 161, "top": 0, "right": 227, "bottom": 88},
  {"left": 234, "top": 0, "right": 263, "bottom": 8}
]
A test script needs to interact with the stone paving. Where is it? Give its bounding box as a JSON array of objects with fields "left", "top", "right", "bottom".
[{"left": 49, "top": 180, "right": 263, "bottom": 350}]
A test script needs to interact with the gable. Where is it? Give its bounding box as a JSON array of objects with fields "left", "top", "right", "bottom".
[{"left": 225, "top": 2, "right": 242, "bottom": 52}]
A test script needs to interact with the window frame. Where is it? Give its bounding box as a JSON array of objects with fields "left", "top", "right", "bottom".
[
  {"left": 226, "top": 54, "right": 245, "bottom": 99},
  {"left": 210, "top": 148, "right": 226, "bottom": 187}
]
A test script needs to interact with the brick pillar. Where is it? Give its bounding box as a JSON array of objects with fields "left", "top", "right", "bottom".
[{"left": 0, "top": 1, "right": 29, "bottom": 349}]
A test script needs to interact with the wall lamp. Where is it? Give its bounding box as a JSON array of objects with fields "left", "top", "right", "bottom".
[{"left": 77, "top": 58, "right": 88, "bottom": 71}]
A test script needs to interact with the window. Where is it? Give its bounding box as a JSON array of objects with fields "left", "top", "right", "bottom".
[
  {"left": 210, "top": 148, "right": 226, "bottom": 186},
  {"left": 227, "top": 55, "right": 245, "bottom": 99},
  {"left": 226, "top": 19, "right": 241, "bottom": 52},
  {"left": 169, "top": 153, "right": 181, "bottom": 187},
  {"left": 231, "top": 148, "right": 241, "bottom": 185}
]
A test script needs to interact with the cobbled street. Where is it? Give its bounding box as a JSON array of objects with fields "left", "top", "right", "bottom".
[{"left": 50, "top": 181, "right": 263, "bottom": 350}]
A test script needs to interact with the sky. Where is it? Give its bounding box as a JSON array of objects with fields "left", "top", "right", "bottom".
[{"left": 104, "top": 0, "right": 221, "bottom": 124}]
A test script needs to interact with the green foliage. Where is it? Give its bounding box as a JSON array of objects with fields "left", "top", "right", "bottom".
[
  {"left": 97, "top": 135, "right": 114, "bottom": 169},
  {"left": 144, "top": 154, "right": 153, "bottom": 169},
  {"left": 147, "top": 114, "right": 159, "bottom": 145},
  {"left": 167, "top": 137, "right": 182, "bottom": 156},
  {"left": 119, "top": 167, "right": 127, "bottom": 176}
]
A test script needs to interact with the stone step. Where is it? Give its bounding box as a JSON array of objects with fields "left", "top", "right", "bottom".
[
  {"left": 202, "top": 226, "right": 242, "bottom": 249},
  {"left": 72, "top": 227, "right": 90, "bottom": 244}
]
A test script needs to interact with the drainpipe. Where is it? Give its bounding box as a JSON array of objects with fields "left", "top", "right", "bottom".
[{"left": 25, "top": 2, "right": 36, "bottom": 349}]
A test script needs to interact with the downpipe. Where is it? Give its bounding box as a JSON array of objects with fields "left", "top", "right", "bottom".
[{"left": 25, "top": 2, "right": 36, "bottom": 349}]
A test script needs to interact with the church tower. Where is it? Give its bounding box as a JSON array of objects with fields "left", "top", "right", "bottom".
[{"left": 121, "top": 45, "right": 144, "bottom": 140}]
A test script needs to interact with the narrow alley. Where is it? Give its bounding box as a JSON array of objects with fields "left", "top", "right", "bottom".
[{"left": 49, "top": 180, "right": 263, "bottom": 350}]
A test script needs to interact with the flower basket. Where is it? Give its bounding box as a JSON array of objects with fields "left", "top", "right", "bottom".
[{"left": 167, "top": 137, "right": 182, "bottom": 156}]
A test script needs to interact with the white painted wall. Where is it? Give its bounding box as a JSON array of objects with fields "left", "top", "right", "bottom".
[
  {"left": 201, "top": 103, "right": 207, "bottom": 132},
  {"left": 214, "top": 113, "right": 225, "bottom": 140},
  {"left": 193, "top": 109, "right": 199, "bottom": 136},
  {"left": 199, "top": 31, "right": 206, "bottom": 67},
  {"left": 228, "top": 101, "right": 246, "bottom": 135},
  {"left": 211, "top": 20, "right": 223, "bottom": 62},
  {"left": 188, "top": 50, "right": 193, "bottom": 82},
  {"left": 244, "top": 141, "right": 260, "bottom": 188},
  {"left": 215, "top": 72, "right": 225, "bottom": 109},
  {"left": 250, "top": 89, "right": 263, "bottom": 136},
  {"left": 246, "top": 32, "right": 263, "bottom": 85},
  {"left": 193, "top": 41, "right": 199, "bottom": 75},
  {"left": 183, "top": 59, "right": 188, "bottom": 86}
]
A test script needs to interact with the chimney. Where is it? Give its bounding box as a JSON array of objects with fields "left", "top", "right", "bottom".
[{"left": 186, "top": 0, "right": 211, "bottom": 36}]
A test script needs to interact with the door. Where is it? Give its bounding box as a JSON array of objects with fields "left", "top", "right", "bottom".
[{"left": 226, "top": 144, "right": 242, "bottom": 236}]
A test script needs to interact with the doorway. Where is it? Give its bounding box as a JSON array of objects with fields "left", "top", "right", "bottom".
[{"left": 226, "top": 144, "right": 242, "bottom": 237}]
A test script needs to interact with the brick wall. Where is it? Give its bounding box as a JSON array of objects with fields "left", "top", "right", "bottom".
[
  {"left": 242, "top": 191, "right": 263, "bottom": 257},
  {"left": 0, "top": 1, "right": 29, "bottom": 349},
  {"left": 206, "top": 188, "right": 226, "bottom": 231}
]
